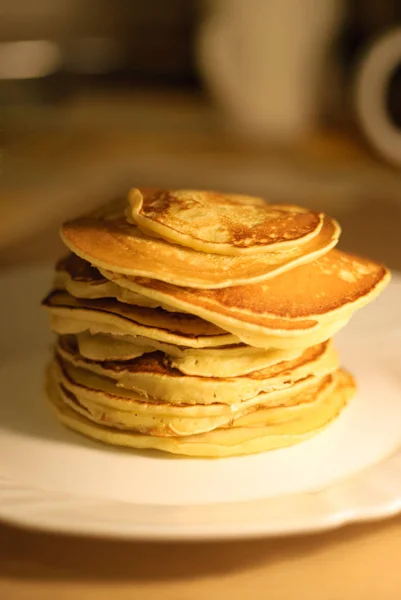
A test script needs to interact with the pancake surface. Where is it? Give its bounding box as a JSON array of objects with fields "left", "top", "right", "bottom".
[
  {"left": 43, "top": 290, "right": 238, "bottom": 348},
  {"left": 54, "top": 253, "right": 164, "bottom": 308},
  {"left": 101, "top": 249, "right": 390, "bottom": 348},
  {"left": 61, "top": 198, "right": 340, "bottom": 288},
  {"left": 128, "top": 188, "right": 325, "bottom": 255},
  {"left": 51, "top": 355, "right": 338, "bottom": 437},
  {"left": 46, "top": 364, "right": 355, "bottom": 457},
  {"left": 75, "top": 331, "right": 304, "bottom": 377},
  {"left": 56, "top": 336, "right": 338, "bottom": 405}
]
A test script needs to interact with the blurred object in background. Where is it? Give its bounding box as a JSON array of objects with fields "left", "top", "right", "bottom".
[
  {"left": 0, "top": 0, "right": 197, "bottom": 81},
  {"left": 197, "top": 0, "right": 401, "bottom": 153},
  {"left": 354, "top": 26, "right": 401, "bottom": 166},
  {"left": 2, "top": 0, "right": 401, "bottom": 149},
  {"left": 0, "top": 0, "right": 198, "bottom": 127},
  {"left": 354, "top": 27, "right": 401, "bottom": 166},
  {"left": 197, "top": 0, "right": 344, "bottom": 142},
  {"left": 336, "top": 0, "right": 401, "bottom": 165}
]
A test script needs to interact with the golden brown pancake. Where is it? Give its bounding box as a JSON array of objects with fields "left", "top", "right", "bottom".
[
  {"left": 100, "top": 249, "right": 390, "bottom": 348},
  {"left": 60, "top": 198, "right": 340, "bottom": 288},
  {"left": 56, "top": 336, "right": 338, "bottom": 405},
  {"left": 50, "top": 356, "right": 337, "bottom": 436},
  {"left": 74, "top": 331, "right": 304, "bottom": 377},
  {"left": 41, "top": 189, "right": 388, "bottom": 457},
  {"left": 76, "top": 332, "right": 153, "bottom": 361},
  {"left": 46, "top": 365, "right": 355, "bottom": 456},
  {"left": 54, "top": 254, "right": 164, "bottom": 308},
  {"left": 43, "top": 290, "right": 239, "bottom": 348},
  {"left": 127, "top": 188, "right": 325, "bottom": 255}
]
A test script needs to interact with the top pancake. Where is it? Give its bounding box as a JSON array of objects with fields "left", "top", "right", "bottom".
[
  {"left": 127, "top": 188, "right": 324, "bottom": 255},
  {"left": 61, "top": 197, "right": 340, "bottom": 289}
]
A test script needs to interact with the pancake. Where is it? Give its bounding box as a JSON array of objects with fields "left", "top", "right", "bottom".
[
  {"left": 51, "top": 359, "right": 243, "bottom": 436},
  {"left": 75, "top": 332, "right": 304, "bottom": 377},
  {"left": 101, "top": 249, "right": 390, "bottom": 348},
  {"left": 76, "top": 332, "right": 153, "bottom": 361},
  {"left": 56, "top": 336, "right": 338, "bottom": 405},
  {"left": 127, "top": 188, "right": 325, "bottom": 255},
  {"left": 50, "top": 357, "right": 336, "bottom": 436},
  {"left": 60, "top": 198, "right": 340, "bottom": 289},
  {"left": 54, "top": 254, "right": 169, "bottom": 309},
  {"left": 42, "top": 188, "right": 388, "bottom": 457},
  {"left": 46, "top": 365, "right": 355, "bottom": 456},
  {"left": 43, "top": 291, "right": 239, "bottom": 349}
]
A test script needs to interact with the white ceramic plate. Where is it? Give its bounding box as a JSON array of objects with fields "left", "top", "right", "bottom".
[{"left": 0, "top": 266, "right": 400, "bottom": 541}]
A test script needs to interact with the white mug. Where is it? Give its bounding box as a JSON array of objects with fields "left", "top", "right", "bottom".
[{"left": 197, "top": 0, "right": 343, "bottom": 141}]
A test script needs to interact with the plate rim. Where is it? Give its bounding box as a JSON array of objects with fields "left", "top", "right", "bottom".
[{"left": 2, "top": 445, "right": 401, "bottom": 541}]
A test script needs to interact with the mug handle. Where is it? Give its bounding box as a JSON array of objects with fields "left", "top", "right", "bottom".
[{"left": 354, "top": 27, "right": 401, "bottom": 165}]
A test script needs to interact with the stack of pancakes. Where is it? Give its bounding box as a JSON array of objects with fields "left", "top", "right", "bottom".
[{"left": 43, "top": 189, "right": 390, "bottom": 457}]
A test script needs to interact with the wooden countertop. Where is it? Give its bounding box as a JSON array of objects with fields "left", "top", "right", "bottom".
[
  {"left": 1, "top": 89, "right": 401, "bottom": 598},
  {"left": 2, "top": 517, "right": 401, "bottom": 599}
]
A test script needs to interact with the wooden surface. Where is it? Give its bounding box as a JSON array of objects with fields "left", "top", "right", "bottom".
[
  {"left": 1, "top": 89, "right": 401, "bottom": 599},
  {"left": 2, "top": 517, "right": 401, "bottom": 599}
]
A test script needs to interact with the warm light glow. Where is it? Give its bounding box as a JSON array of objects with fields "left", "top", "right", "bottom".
[{"left": 0, "top": 40, "right": 61, "bottom": 80}]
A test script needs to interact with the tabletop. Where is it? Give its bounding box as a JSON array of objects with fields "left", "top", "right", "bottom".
[
  {"left": 1, "top": 93, "right": 401, "bottom": 598},
  {"left": 1, "top": 517, "right": 401, "bottom": 600}
]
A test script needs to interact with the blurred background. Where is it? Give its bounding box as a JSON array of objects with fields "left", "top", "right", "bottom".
[{"left": 1, "top": 0, "right": 401, "bottom": 269}]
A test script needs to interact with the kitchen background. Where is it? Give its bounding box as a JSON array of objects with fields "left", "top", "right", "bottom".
[{"left": 1, "top": 0, "right": 401, "bottom": 268}]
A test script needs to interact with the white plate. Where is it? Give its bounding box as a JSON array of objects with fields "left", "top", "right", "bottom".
[{"left": 0, "top": 265, "right": 400, "bottom": 541}]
